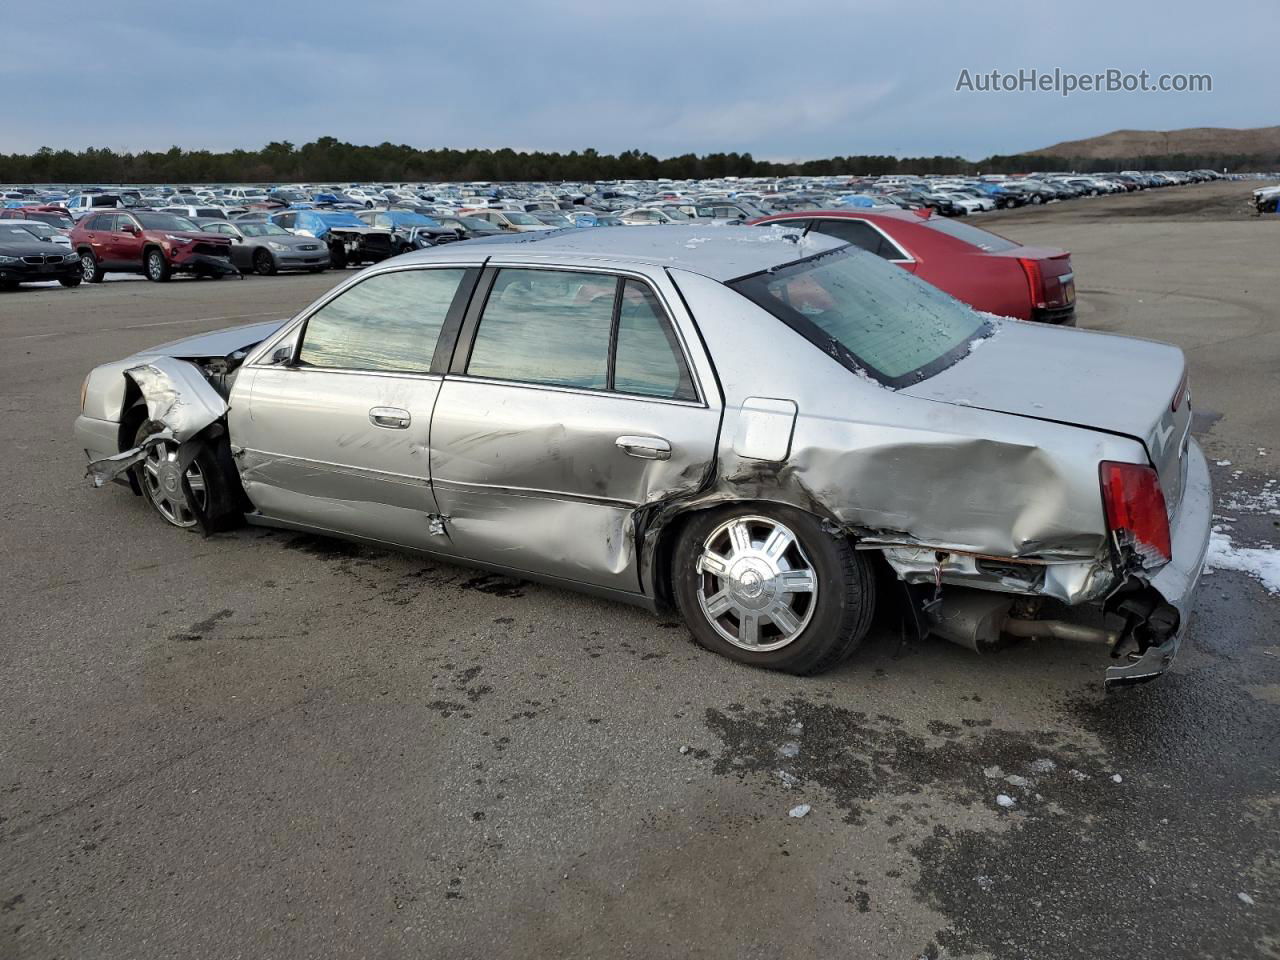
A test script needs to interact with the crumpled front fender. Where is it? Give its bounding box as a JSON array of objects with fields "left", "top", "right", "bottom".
[{"left": 124, "top": 358, "right": 228, "bottom": 443}]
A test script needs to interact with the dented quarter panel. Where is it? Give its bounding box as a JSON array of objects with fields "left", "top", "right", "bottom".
[{"left": 663, "top": 269, "right": 1148, "bottom": 604}]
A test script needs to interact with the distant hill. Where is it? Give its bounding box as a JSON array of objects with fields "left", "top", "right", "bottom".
[{"left": 1027, "top": 126, "right": 1280, "bottom": 160}]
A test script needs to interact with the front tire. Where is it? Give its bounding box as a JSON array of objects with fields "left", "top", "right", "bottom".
[
  {"left": 252, "top": 249, "right": 276, "bottom": 276},
  {"left": 59, "top": 275, "right": 82, "bottom": 287},
  {"left": 80, "top": 251, "right": 104, "bottom": 283},
  {"left": 145, "top": 249, "right": 171, "bottom": 282},
  {"left": 672, "top": 505, "right": 875, "bottom": 675},
  {"left": 129, "top": 420, "right": 240, "bottom": 531}
]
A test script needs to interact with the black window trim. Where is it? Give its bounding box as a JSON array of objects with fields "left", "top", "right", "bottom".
[{"left": 447, "top": 263, "right": 704, "bottom": 406}]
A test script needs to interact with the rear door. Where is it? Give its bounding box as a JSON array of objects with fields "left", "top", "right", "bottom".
[
  {"left": 428, "top": 264, "right": 722, "bottom": 592},
  {"left": 228, "top": 264, "right": 479, "bottom": 550}
]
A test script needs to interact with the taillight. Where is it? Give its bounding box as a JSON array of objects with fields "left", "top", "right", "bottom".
[
  {"left": 1017, "top": 257, "right": 1046, "bottom": 309},
  {"left": 1099, "top": 461, "right": 1171, "bottom": 567}
]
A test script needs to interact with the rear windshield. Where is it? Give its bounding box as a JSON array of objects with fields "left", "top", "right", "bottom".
[
  {"left": 919, "top": 218, "right": 1019, "bottom": 252},
  {"left": 730, "top": 247, "right": 988, "bottom": 386}
]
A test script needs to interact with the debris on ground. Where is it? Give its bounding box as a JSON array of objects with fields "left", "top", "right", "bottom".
[
  {"left": 996, "top": 794, "right": 1016, "bottom": 808},
  {"left": 788, "top": 804, "right": 811, "bottom": 818}
]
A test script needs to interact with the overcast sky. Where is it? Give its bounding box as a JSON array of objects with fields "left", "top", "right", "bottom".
[{"left": 6, "top": 0, "right": 1274, "bottom": 161}]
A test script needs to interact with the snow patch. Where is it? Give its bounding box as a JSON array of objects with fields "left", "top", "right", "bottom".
[
  {"left": 788, "top": 804, "right": 811, "bottom": 818},
  {"left": 1205, "top": 529, "right": 1280, "bottom": 594}
]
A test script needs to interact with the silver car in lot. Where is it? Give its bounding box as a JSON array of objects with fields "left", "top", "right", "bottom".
[
  {"left": 74, "top": 227, "right": 1211, "bottom": 687},
  {"left": 195, "top": 220, "right": 331, "bottom": 275}
]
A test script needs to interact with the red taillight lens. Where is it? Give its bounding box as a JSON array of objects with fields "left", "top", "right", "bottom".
[
  {"left": 1100, "top": 461, "right": 1171, "bottom": 567},
  {"left": 1017, "top": 257, "right": 1046, "bottom": 309}
]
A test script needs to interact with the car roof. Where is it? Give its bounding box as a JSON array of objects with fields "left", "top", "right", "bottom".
[{"left": 394, "top": 224, "right": 842, "bottom": 280}]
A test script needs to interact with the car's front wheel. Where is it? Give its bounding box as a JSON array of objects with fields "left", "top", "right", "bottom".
[
  {"left": 672, "top": 505, "right": 875, "bottom": 675},
  {"left": 80, "top": 251, "right": 104, "bottom": 283},
  {"left": 145, "top": 249, "right": 171, "bottom": 282},
  {"left": 252, "top": 249, "right": 276, "bottom": 276},
  {"left": 59, "top": 275, "right": 82, "bottom": 287}
]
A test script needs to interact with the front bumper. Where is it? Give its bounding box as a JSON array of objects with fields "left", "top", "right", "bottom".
[
  {"left": 1104, "top": 438, "right": 1212, "bottom": 687},
  {"left": 172, "top": 251, "right": 239, "bottom": 276},
  {"left": 1, "top": 257, "right": 80, "bottom": 283},
  {"left": 75, "top": 414, "right": 121, "bottom": 465}
]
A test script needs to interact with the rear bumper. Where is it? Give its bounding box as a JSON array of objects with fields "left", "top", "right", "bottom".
[
  {"left": 1104, "top": 438, "right": 1212, "bottom": 687},
  {"left": 172, "top": 252, "right": 239, "bottom": 275},
  {"left": 1032, "top": 304, "right": 1077, "bottom": 326}
]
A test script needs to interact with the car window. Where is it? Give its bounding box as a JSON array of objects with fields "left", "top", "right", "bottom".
[
  {"left": 810, "top": 219, "right": 898, "bottom": 259},
  {"left": 918, "top": 217, "right": 1019, "bottom": 253},
  {"left": 613, "top": 281, "right": 696, "bottom": 401},
  {"left": 467, "top": 269, "right": 617, "bottom": 390},
  {"left": 296, "top": 268, "right": 466, "bottom": 374}
]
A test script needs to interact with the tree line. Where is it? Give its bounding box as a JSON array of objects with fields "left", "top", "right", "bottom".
[{"left": 0, "top": 137, "right": 1273, "bottom": 184}]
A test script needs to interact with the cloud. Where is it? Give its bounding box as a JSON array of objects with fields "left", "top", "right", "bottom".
[{"left": 4, "top": 0, "right": 1276, "bottom": 160}]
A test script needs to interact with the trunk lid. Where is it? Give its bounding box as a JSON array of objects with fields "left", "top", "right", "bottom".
[{"left": 902, "top": 321, "right": 1191, "bottom": 508}]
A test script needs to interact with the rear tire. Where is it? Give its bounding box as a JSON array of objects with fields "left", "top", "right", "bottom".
[
  {"left": 672, "top": 505, "right": 875, "bottom": 675},
  {"left": 79, "top": 251, "right": 104, "bottom": 283},
  {"left": 145, "top": 249, "right": 171, "bottom": 282}
]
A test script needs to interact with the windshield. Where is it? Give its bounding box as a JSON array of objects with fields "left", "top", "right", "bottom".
[
  {"left": 7, "top": 223, "right": 57, "bottom": 240},
  {"left": 504, "top": 212, "right": 542, "bottom": 225},
  {"left": 458, "top": 217, "right": 494, "bottom": 229},
  {"left": 240, "top": 222, "right": 290, "bottom": 237},
  {"left": 135, "top": 213, "right": 199, "bottom": 231},
  {"left": 730, "top": 248, "right": 988, "bottom": 386},
  {"left": 0, "top": 224, "right": 52, "bottom": 242},
  {"left": 920, "top": 218, "right": 1019, "bottom": 253},
  {"left": 389, "top": 212, "right": 438, "bottom": 227},
  {"left": 315, "top": 212, "right": 364, "bottom": 227}
]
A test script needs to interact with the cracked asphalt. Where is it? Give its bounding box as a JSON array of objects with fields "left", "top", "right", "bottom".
[{"left": 2, "top": 181, "right": 1277, "bottom": 959}]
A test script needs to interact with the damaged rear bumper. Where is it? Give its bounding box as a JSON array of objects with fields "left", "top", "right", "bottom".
[{"left": 1106, "top": 438, "right": 1213, "bottom": 687}]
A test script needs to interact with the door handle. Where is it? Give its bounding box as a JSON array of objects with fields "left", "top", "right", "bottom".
[
  {"left": 369, "top": 407, "right": 411, "bottom": 429},
  {"left": 616, "top": 435, "right": 671, "bottom": 460}
]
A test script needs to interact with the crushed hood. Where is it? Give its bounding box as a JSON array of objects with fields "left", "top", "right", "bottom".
[{"left": 133, "top": 319, "right": 288, "bottom": 361}]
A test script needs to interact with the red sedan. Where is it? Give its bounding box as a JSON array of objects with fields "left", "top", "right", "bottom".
[{"left": 751, "top": 209, "right": 1076, "bottom": 324}]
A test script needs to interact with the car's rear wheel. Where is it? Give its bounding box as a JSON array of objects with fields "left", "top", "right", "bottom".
[
  {"left": 253, "top": 249, "right": 276, "bottom": 276},
  {"left": 80, "top": 251, "right": 104, "bottom": 283},
  {"left": 672, "top": 505, "right": 874, "bottom": 675},
  {"left": 145, "top": 249, "right": 171, "bottom": 282}
]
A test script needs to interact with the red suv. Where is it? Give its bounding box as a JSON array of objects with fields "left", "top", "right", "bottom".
[
  {"left": 69, "top": 211, "right": 237, "bottom": 283},
  {"left": 751, "top": 209, "right": 1076, "bottom": 324}
]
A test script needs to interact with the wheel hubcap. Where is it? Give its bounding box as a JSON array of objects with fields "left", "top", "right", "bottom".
[
  {"left": 696, "top": 516, "right": 817, "bottom": 651},
  {"left": 139, "top": 441, "right": 205, "bottom": 527},
  {"left": 81, "top": 255, "right": 94, "bottom": 280},
  {"left": 148, "top": 254, "right": 163, "bottom": 279}
]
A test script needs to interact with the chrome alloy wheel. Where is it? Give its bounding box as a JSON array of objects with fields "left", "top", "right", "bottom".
[
  {"left": 695, "top": 515, "right": 818, "bottom": 651},
  {"left": 139, "top": 440, "right": 206, "bottom": 528}
]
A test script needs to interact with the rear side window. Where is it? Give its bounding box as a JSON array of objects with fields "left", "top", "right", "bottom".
[
  {"left": 297, "top": 268, "right": 466, "bottom": 373},
  {"left": 466, "top": 269, "right": 696, "bottom": 399},
  {"left": 467, "top": 269, "right": 616, "bottom": 389},
  {"left": 919, "top": 217, "right": 1019, "bottom": 252},
  {"left": 613, "top": 281, "right": 696, "bottom": 400}
]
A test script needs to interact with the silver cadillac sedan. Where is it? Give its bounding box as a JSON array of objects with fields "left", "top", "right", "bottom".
[{"left": 75, "top": 227, "right": 1212, "bottom": 687}]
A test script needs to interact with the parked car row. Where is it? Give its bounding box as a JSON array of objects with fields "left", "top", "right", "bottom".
[{"left": 0, "top": 169, "right": 1221, "bottom": 291}]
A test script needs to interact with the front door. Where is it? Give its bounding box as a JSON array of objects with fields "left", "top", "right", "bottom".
[
  {"left": 110, "top": 213, "right": 146, "bottom": 269},
  {"left": 429, "top": 266, "right": 721, "bottom": 592},
  {"left": 228, "top": 265, "right": 478, "bottom": 551}
]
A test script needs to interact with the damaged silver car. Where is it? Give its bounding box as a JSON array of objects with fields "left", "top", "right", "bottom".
[{"left": 75, "top": 227, "right": 1212, "bottom": 687}]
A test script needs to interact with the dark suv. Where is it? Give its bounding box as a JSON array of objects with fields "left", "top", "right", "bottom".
[{"left": 69, "top": 211, "right": 237, "bottom": 283}]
